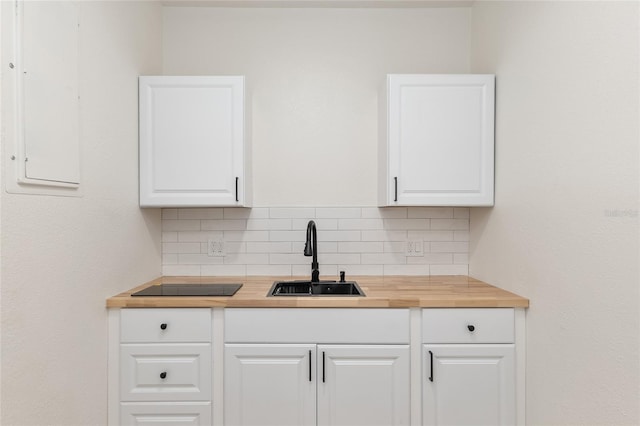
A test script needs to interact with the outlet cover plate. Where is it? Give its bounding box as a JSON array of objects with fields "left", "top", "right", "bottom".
[{"left": 207, "top": 238, "right": 225, "bottom": 257}]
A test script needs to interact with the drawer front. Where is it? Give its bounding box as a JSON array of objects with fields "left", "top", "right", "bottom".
[
  {"left": 120, "top": 344, "right": 211, "bottom": 401},
  {"left": 120, "top": 403, "right": 211, "bottom": 425},
  {"left": 422, "top": 308, "right": 514, "bottom": 343},
  {"left": 121, "top": 308, "right": 211, "bottom": 343},
  {"left": 225, "top": 308, "right": 409, "bottom": 344}
]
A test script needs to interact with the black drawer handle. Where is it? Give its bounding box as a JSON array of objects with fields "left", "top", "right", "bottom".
[
  {"left": 160, "top": 323, "right": 167, "bottom": 330},
  {"left": 467, "top": 324, "right": 475, "bottom": 332},
  {"left": 160, "top": 372, "right": 167, "bottom": 379},
  {"left": 428, "top": 350, "right": 433, "bottom": 382}
]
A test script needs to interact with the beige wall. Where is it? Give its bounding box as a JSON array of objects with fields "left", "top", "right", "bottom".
[
  {"left": 162, "top": 6, "right": 471, "bottom": 206},
  {"left": 0, "top": 2, "right": 163, "bottom": 424},
  {"left": 470, "top": 1, "right": 639, "bottom": 424}
]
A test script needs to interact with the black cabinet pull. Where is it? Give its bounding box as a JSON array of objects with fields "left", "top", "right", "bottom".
[
  {"left": 235, "top": 177, "right": 239, "bottom": 202},
  {"left": 160, "top": 371, "right": 167, "bottom": 379},
  {"left": 394, "top": 177, "right": 398, "bottom": 202},
  {"left": 308, "top": 350, "right": 312, "bottom": 382},
  {"left": 428, "top": 351, "right": 433, "bottom": 382},
  {"left": 160, "top": 323, "right": 167, "bottom": 330},
  {"left": 322, "top": 351, "right": 326, "bottom": 383},
  {"left": 467, "top": 325, "right": 475, "bottom": 332}
]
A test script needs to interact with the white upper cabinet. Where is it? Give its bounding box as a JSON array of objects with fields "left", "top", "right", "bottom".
[
  {"left": 139, "top": 76, "right": 250, "bottom": 207},
  {"left": 379, "top": 74, "right": 495, "bottom": 206}
]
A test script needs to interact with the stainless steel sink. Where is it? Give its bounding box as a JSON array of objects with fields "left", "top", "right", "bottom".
[{"left": 268, "top": 280, "right": 365, "bottom": 297}]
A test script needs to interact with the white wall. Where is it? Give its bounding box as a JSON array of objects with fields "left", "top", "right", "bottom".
[
  {"left": 162, "top": 6, "right": 471, "bottom": 206},
  {"left": 469, "top": 1, "right": 639, "bottom": 425},
  {"left": 0, "top": 2, "right": 163, "bottom": 424}
]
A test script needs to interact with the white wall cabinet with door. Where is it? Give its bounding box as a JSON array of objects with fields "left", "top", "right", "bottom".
[
  {"left": 379, "top": 74, "right": 495, "bottom": 206},
  {"left": 421, "top": 308, "right": 519, "bottom": 426},
  {"left": 224, "top": 308, "right": 411, "bottom": 426},
  {"left": 139, "top": 75, "right": 251, "bottom": 207}
]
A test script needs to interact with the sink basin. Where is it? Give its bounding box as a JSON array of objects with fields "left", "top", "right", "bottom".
[{"left": 268, "top": 280, "right": 365, "bottom": 297}]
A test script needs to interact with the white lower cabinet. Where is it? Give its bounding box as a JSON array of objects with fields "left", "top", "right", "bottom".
[
  {"left": 422, "top": 345, "right": 515, "bottom": 426},
  {"left": 224, "top": 344, "right": 316, "bottom": 426},
  {"left": 110, "top": 308, "right": 213, "bottom": 426},
  {"left": 421, "top": 308, "right": 518, "bottom": 426},
  {"left": 318, "top": 345, "right": 410, "bottom": 426},
  {"left": 111, "top": 307, "right": 524, "bottom": 426},
  {"left": 224, "top": 343, "right": 410, "bottom": 426}
]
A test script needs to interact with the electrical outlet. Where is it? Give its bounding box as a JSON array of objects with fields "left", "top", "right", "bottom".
[
  {"left": 405, "top": 240, "right": 424, "bottom": 257},
  {"left": 207, "top": 238, "right": 225, "bottom": 257}
]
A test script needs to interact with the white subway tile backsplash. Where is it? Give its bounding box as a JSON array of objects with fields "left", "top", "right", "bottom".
[
  {"left": 338, "top": 264, "right": 384, "bottom": 276},
  {"left": 178, "top": 231, "right": 223, "bottom": 242},
  {"left": 383, "top": 241, "right": 405, "bottom": 253},
  {"left": 361, "top": 253, "right": 406, "bottom": 265},
  {"left": 292, "top": 218, "right": 338, "bottom": 230},
  {"left": 430, "top": 264, "right": 469, "bottom": 275},
  {"left": 163, "top": 220, "right": 201, "bottom": 231},
  {"left": 315, "top": 208, "right": 361, "bottom": 218},
  {"left": 224, "top": 207, "right": 268, "bottom": 219},
  {"left": 163, "top": 254, "right": 178, "bottom": 264},
  {"left": 453, "top": 208, "right": 470, "bottom": 219},
  {"left": 162, "top": 209, "right": 178, "bottom": 220},
  {"left": 430, "top": 242, "right": 469, "bottom": 253},
  {"left": 338, "top": 218, "right": 384, "bottom": 230},
  {"left": 454, "top": 253, "right": 469, "bottom": 264},
  {"left": 318, "top": 253, "right": 361, "bottom": 265},
  {"left": 407, "top": 207, "right": 453, "bottom": 219},
  {"left": 270, "top": 208, "right": 315, "bottom": 218},
  {"left": 430, "top": 219, "right": 469, "bottom": 230},
  {"left": 292, "top": 241, "right": 338, "bottom": 253},
  {"left": 384, "top": 264, "right": 429, "bottom": 275},
  {"left": 201, "top": 265, "right": 246, "bottom": 276},
  {"left": 454, "top": 231, "right": 470, "bottom": 242},
  {"left": 178, "top": 208, "right": 223, "bottom": 220},
  {"left": 361, "top": 230, "right": 407, "bottom": 242},
  {"left": 383, "top": 219, "right": 430, "bottom": 230},
  {"left": 338, "top": 242, "right": 384, "bottom": 253},
  {"left": 224, "top": 253, "right": 269, "bottom": 265},
  {"left": 247, "top": 219, "right": 292, "bottom": 230},
  {"left": 163, "top": 242, "right": 201, "bottom": 254},
  {"left": 162, "top": 232, "right": 178, "bottom": 243},
  {"left": 408, "top": 230, "right": 453, "bottom": 241},
  {"left": 269, "top": 253, "right": 309, "bottom": 265},
  {"left": 201, "top": 219, "right": 247, "bottom": 231},
  {"left": 247, "top": 265, "right": 292, "bottom": 276},
  {"left": 179, "top": 254, "right": 224, "bottom": 265},
  {"left": 318, "top": 230, "right": 361, "bottom": 242},
  {"left": 161, "top": 207, "right": 469, "bottom": 277},
  {"left": 362, "top": 207, "right": 407, "bottom": 219},
  {"left": 246, "top": 242, "right": 292, "bottom": 253},
  {"left": 224, "top": 230, "right": 270, "bottom": 242}
]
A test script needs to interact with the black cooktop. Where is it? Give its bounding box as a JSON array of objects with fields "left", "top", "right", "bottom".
[{"left": 131, "top": 283, "right": 243, "bottom": 297}]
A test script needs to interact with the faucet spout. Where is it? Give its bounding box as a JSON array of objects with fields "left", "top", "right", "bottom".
[{"left": 304, "top": 220, "right": 320, "bottom": 282}]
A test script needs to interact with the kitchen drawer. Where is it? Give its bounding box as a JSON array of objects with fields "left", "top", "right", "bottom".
[
  {"left": 120, "top": 343, "right": 211, "bottom": 401},
  {"left": 121, "top": 308, "right": 211, "bottom": 343},
  {"left": 120, "top": 402, "right": 211, "bottom": 425},
  {"left": 422, "top": 308, "right": 514, "bottom": 343}
]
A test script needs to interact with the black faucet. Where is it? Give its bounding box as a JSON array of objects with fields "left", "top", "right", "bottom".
[{"left": 304, "top": 220, "right": 320, "bottom": 282}]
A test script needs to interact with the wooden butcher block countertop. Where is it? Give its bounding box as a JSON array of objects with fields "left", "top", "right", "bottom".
[{"left": 106, "top": 275, "right": 529, "bottom": 309}]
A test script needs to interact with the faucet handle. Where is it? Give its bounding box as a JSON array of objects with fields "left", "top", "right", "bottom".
[{"left": 340, "top": 271, "right": 346, "bottom": 283}]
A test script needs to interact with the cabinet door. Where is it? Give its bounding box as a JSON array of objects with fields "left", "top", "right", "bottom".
[
  {"left": 384, "top": 74, "right": 494, "bottom": 206},
  {"left": 423, "top": 344, "right": 515, "bottom": 426},
  {"left": 318, "top": 345, "right": 410, "bottom": 426},
  {"left": 225, "top": 344, "right": 316, "bottom": 426},
  {"left": 139, "top": 76, "right": 247, "bottom": 207}
]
